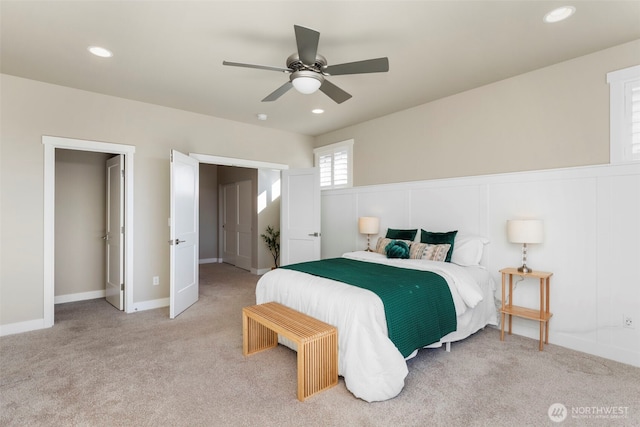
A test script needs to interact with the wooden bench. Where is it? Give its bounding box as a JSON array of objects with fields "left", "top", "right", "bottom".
[{"left": 242, "top": 302, "right": 338, "bottom": 401}]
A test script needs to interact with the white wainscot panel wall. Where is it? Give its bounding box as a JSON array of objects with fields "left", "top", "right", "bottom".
[
  {"left": 409, "top": 184, "right": 487, "bottom": 239},
  {"left": 321, "top": 192, "right": 357, "bottom": 258},
  {"left": 320, "top": 163, "right": 640, "bottom": 367}
]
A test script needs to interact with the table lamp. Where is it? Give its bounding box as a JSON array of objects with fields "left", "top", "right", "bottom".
[
  {"left": 358, "top": 217, "right": 379, "bottom": 252},
  {"left": 507, "top": 219, "right": 544, "bottom": 273}
]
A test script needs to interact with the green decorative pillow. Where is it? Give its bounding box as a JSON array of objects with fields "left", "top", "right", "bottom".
[
  {"left": 385, "top": 240, "right": 410, "bottom": 259},
  {"left": 385, "top": 228, "right": 418, "bottom": 241},
  {"left": 420, "top": 230, "right": 458, "bottom": 262}
]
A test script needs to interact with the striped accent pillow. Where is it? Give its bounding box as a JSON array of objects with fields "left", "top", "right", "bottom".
[{"left": 409, "top": 243, "right": 451, "bottom": 261}]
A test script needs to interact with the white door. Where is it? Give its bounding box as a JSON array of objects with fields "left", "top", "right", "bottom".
[
  {"left": 105, "top": 155, "right": 124, "bottom": 310},
  {"left": 222, "top": 183, "right": 238, "bottom": 265},
  {"left": 280, "top": 168, "right": 321, "bottom": 266},
  {"left": 169, "top": 150, "right": 199, "bottom": 319},
  {"left": 222, "top": 180, "right": 252, "bottom": 271},
  {"left": 236, "top": 180, "right": 252, "bottom": 271}
]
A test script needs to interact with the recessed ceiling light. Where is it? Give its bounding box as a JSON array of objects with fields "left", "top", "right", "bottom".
[
  {"left": 256, "top": 113, "right": 268, "bottom": 121},
  {"left": 88, "top": 46, "right": 113, "bottom": 58},
  {"left": 543, "top": 6, "right": 575, "bottom": 23},
  {"left": 312, "top": 109, "right": 324, "bottom": 114}
]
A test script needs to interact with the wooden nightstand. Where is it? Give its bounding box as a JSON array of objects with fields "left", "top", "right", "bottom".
[{"left": 499, "top": 268, "right": 553, "bottom": 351}]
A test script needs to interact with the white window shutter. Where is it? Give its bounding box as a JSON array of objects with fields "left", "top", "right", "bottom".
[
  {"left": 319, "top": 154, "right": 333, "bottom": 187},
  {"left": 608, "top": 65, "right": 640, "bottom": 163},
  {"left": 333, "top": 150, "right": 349, "bottom": 186},
  {"left": 314, "top": 139, "right": 354, "bottom": 190}
]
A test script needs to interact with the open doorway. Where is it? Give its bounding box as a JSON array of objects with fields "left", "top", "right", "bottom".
[
  {"left": 53, "top": 150, "right": 125, "bottom": 311},
  {"left": 43, "top": 136, "right": 135, "bottom": 327},
  {"left": 191, "top": 154, "right": 287, "bottom": 274},
  {"left": 54, "top": 149, "right": 112, "bottom": 304}
]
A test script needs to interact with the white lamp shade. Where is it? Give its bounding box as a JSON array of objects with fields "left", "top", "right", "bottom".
[
  {"left": 292, "top": 75, "right": 322, "bottom": 94},
  {"left": 358, "top": 217, "right": 379, "bottom": 235},
  {"left": 507, "top": 219, "right": 544, "bottom": 244}
]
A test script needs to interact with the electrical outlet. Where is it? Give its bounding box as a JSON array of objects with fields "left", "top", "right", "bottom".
[
  {"left": 623, "top": 315, "right": 634, "bottom": 329},
  {"left": 153, "top": 276, "right": 159, "bottom": 286}
]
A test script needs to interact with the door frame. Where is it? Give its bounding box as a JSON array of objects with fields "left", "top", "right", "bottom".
[
  {"left": 190, "top": 153, "right": 288, "bottom": 270},
  {"left": 190, "top": 153, "right": 288, "bottom": 171},
  {"left": 43, "top": 136, "right": 135, "bottom": 327}
]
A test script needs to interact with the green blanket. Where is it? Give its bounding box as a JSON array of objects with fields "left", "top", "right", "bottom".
[{"left": 282, "top": 258, "right": 457, "bottom": 357}]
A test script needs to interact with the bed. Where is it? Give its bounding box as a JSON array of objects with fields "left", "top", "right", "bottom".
[{"left": 255, "top": 236, "right": 497, "bottom": 402}]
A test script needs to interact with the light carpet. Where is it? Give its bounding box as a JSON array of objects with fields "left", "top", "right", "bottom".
[{"left": 1, "top": 263, "right": 638, "bottom": 426}]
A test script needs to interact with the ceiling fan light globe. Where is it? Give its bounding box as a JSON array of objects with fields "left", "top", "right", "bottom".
[{"left": 291, "top": 71, "right": 323, "bottom": 94}]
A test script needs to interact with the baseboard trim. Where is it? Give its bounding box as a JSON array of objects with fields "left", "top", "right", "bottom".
[
  {"left": 129, "top": 298, "right": 169, "bottom": 313},
  {"left": 500, "top": 322, "right": 639, "bottom": 368},
  {"left": 199, "top": 258, "right": 220, "bottom": 264},
  {"left": 0, "top": 318, "right": 49, "bottom": 337},
  {"left": 554, "top": 332, "right": 640, "bottom": 368},
  {"left": 2, "top": 297, "right": 170, "bottom": 334},
  {"left": 55, "top": 290, "right": 106, "bottom": 304}
]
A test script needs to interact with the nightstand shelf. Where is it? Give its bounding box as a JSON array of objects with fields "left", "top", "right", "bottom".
[{"left": 499, "top": 268, "right": 553, "bottom": 351}]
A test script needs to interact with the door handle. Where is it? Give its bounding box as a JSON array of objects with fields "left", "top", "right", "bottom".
[
  {"left": 308, "top": 232, "right": 320, "bottom": 237},
  {"left": 102, "top": 235, "right": 109, "bottom": 240},
  {"left": 169, "top": 239, "right": 186, "bottom": 245}
]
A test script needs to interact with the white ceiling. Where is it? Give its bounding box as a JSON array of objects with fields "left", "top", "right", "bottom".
[{"left": 2, "top": 1, "right": 639, "bottom": 136}]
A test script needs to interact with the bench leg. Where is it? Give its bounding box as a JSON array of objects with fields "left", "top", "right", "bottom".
[
  {"left": 243, "top": 313, "right": 278, "bottom": 356},
  {"left": 297, "top": 333, "right": 338, "bottom": 401}
]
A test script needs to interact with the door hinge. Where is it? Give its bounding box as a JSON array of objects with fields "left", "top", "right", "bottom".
[
  {"left": 120, "top": 283, "right": 124, "bottom": 291},
  {"left": 121, "top": 169, "right": 125, "bottom": 178},
  {"left": 121, "top": 226, "right": 124, "bottom": 234}
]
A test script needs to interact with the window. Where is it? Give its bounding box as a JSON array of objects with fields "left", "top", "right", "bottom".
[
  {"left": 607, "top": 65, "right": 640, "bottom": 163},
  {"left": 313, "top": 139, "right": 354, "bottom": 189}
]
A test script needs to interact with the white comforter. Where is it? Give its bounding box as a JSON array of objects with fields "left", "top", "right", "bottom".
[{"left": 255, "top": 251, "right": 494, "bottom": 402}]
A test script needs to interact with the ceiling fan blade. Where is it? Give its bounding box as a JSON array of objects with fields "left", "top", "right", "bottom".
[
  {"left": 223, "top": 61, "right": 290, "bottom": 73},
  {"left": 294, "top": 25, "right": 320, "bottom": 65},
  {"left": 324, "top": 57, "right": 389, "bottom": 76},
  {"left": 262, "top": 81, "right": 293, "bottom": 102},
  {"left": 319, "top": 79, "right": 352, "bottom": 104}
]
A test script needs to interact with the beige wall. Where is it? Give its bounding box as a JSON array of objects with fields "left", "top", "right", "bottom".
[
  {"left": 0, "top": 74, "right": 313, "bottom": 327},
  {"left": 257, "top": 169, "right": 281, "bottom": 270},
  {"left": 55, "top": 149, "right": 111, "bottom": 297},
  {"left": 315, "top": 40, "right": 640, "bottom": 186}
]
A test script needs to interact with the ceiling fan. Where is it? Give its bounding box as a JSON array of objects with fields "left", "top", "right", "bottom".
[{"left": 223, "top": 25, "right": 389, "bottom": 104}]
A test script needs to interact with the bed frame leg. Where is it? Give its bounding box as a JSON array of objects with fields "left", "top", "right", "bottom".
[{"left": 445, "top": 342, "right": 451, "bottom": 352}]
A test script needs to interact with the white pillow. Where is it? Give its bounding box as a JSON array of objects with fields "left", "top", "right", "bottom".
[{"left": 451, "top": 234, "right": 489, "bottom": 266}]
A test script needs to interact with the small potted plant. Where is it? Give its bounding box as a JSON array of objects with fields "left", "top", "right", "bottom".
[{"left": 261, "top": 225, "right": 280, "bottom": 269}]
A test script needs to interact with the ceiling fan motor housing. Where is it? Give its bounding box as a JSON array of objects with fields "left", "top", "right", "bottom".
[
  {"left": 286, "top": 53, "right": 327, "bottom": 74},
  {"left": 287, "top": 53, "right": 326, "bottom": 92}
]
